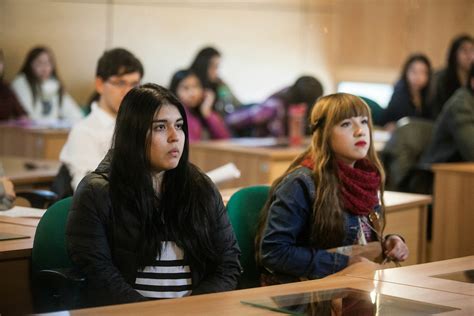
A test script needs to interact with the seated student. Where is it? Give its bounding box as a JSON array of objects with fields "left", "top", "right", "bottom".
[
  {"left": 419, "top": 63, "right": 474, "bottom": 164},
  {"left": 11, "top": 46, "right": 83, "bottom": 123},
  {"left": 59, "top": 48, "right": 143, "bottom": 191},
  {"left": 169, "top": 69, "right": 230, "bottom": 143},
  {"left": 0, "top": 49, "right": 27, "bottom": 121},
  {"left": 226, "top": 76, "right": 323, "bottom": 137},
  {"left": 376, "top": 54, "right": 433, "bottom": 131},
  {"left": 190, "top": 47, "right": 242, "bottom": 117},
  {"left": 66, "top": 84, "right": 241, "bottom": 307},
  {"left": 255, "top": 93, "right": 408, "bottom": 284},
  {"left": 431, "top": 34, "right": 474, "bottom": 119}
]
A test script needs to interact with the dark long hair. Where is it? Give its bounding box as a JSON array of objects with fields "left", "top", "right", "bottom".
[
  {"left": 109, "top": 83, "right": 218, "bottom": 269},
  {"left": 18, "top": 46, "right": 64, "bottom": 106},
  {"left": 400, "top": 53, "right": 432, "bottom": 103},
  {"left": 189, "top": 46, "right": 221, "bottom": 91},
  {"left": 445, "top": 34, "right": 473, "bottom": 98}
]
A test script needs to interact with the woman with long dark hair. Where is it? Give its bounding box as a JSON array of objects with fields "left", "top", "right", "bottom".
[
  {"left": 190, "top": 46, "right": 241, "bottom": 116},
  {"left": 11, "top": 46, "right": 83, "bottom": 123},
  {"left": 431, "top": 34, "right": 474, "bottom": 118},
  {"left": 66, "top": 83, "right": 241, "bottom": 306},
  {"left": 376, "top": 54, "right": 432, "bottom": 129},
  {"left": 169, "top": 69, "right": 230, "bottom": 142}
]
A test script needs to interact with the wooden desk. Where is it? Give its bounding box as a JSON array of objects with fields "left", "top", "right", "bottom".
[
  {"left": 48, "top": 274, "right": 473, "bottom": 315},
  {"left": 221, "top": 188, "right": 430, "bottom": 266},
  {"left": 190, "top": 139, "right": 305, "bottom": 189},
  {"left": 0, "top": 123, "right": 69, "bottom": 160},
  {"left": 432, "top": 163, "right": 474, "bottom": 261},
  {"left": 1, "top": 155, "right": 60, "bottom": 189},
  {"left": 0, "top": 222, "right": 36, "bottom": 315},
  {"left": 191, "top": 137, "right": 387, "bottom": 189},
  {"left": 346, "top": 256, "right": 474, "bottom": 297}
]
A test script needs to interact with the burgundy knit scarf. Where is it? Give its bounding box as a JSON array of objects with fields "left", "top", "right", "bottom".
[{"left": 300, "top": 156, "right": 380, "bottom": 216}]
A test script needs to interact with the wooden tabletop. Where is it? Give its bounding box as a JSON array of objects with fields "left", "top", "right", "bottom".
[
  {"left": 0, "top": 222, "right": 35, "bottom": 261},
  {"left": 432, "top": 163, "right": 474, "bottom": 173},
  {"left": 0, "top": 215, "right": 41, "bottom": 227},
  {"left": 346, "top": 256, "right": 474, "bottom": 296},
  {"left": 1, "top": 155, "right": 60, "bottom": 186},
  {"left": 220, "top": 188, "right": 432, "bottom": 211},
  {"left": 45, "top": 273, "right": 473, "bottom": 315}
]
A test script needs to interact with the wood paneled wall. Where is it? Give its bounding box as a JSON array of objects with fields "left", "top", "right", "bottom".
[{"left": 0, "top": 0, "right": 472, "bottom": 105}]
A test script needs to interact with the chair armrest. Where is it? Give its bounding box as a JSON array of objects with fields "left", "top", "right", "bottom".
[{"left": 38, "top": 268, "right": 85, "bottom": 288}]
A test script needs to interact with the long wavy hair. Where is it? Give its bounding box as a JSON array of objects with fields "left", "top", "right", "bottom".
[
  {"left": 19, "top": 46, "right": 64, "bottom": 106},
  {"left": 109, "top": 83, "right": 218, "bottom": 270},
  {"left": 256, "top": 93, "right": 386, "bottom": 261}
]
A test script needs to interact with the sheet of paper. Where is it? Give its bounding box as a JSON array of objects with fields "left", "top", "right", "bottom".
[{"left": 0, "top": 206, "right": 46, "bottom": 218}]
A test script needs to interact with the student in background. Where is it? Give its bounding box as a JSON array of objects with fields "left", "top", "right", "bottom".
[
  {"left": 169, "top": 69, "right": 230, "bottom": 143},
  {"left": 431, "top": 34, "right": 474, "bottom": 119},
  {"left": 0, "top": 49, "right": 27, "bottom": 121},
  {"left": 190, "top": 46, "right": 241, "bottom": 117},
  {"left": 376, "top": 54, "right": 433, "bottom": 131},
  {"left": 256, "top": 93, "right": 408, "bottom": 285},
  {"left": 420, "top": 63, "right": 474, "bottom": 164},
  {"left": 226, "top": 76, "right": 323, "bottom": 137},
  {"left": 59, "top": 48, "right": 143, "bottom": 191},
  {"left": 11, "top": 46, "right": 83, "bottom": 123},
  {"left": 67, "top": 84, "right": 241, "bottom": 306}
]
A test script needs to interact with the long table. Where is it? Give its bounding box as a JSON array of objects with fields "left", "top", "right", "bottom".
[
  {"left": 190, "top": 136, "right": 387, "bottom": 190},
  {"left": 1, "top": 155, "right": 60, "bottom": 190},
  {"left": 43, "top": 263, "right": 473, "bottom": 315},
  {"left": 0, "top": 123, "right": 69, "bottom": 160},
  {"left": 346, "top": 256, "right": 474, "bottom": 297}
]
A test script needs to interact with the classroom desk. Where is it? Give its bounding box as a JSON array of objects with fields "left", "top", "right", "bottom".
[
  {"left": 45, "top": 272, "right": 473, "bottom": 315},
  {"left": 0, "top": 123, "right": 69, "bottom": 160},
  {"left": 346, "top": 256, "right": 474, "bottom": 297},
  {"left": 0, "top": 221, "right": 36, "bottom": 315},
  {"left": 431, "top": 163, "right": 474, "bottom": 261},
  {"left": 1, "top": 155, "right": 60, "bottom": 189},
  {"left": 221, "top": 188, "right": 431, "bottom": 266},
  {"left": 191, "top": 137, "right": 387, "bottom": 189}
]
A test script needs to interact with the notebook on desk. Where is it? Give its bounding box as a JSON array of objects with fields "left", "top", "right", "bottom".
[{"left": 0, "top": 232, "right": 30, "bottom": 241}]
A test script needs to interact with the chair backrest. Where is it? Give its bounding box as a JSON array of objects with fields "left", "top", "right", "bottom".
[
  {"left": 226, "top": 185, "right": 270, "bottom": 288},
  {"left": 359, "top": 96, "right": 383, "bottom": 124},
  {"left": 32, "top": 197, "right": 73, "bottom": 274}
]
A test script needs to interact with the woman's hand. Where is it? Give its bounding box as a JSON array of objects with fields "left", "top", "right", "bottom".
[
  {"left": 200, "top": 89, "right": 215, "bottom": 118},
  {"left": 384, "top": 235, "right": 409, "bottom": 262}
]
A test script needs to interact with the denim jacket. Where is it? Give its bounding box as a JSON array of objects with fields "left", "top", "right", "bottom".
[{"left": 260, "top": 167, "right": 380, "bottom": 281}]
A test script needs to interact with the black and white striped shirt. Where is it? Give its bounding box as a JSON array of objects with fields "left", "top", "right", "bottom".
[{"left": 134, "top": 241, "right": 192, "bottom": 298}]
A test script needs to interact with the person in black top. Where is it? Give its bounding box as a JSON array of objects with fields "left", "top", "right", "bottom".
[
  {"left": 376, "top": 54, "right": 432, "bottom": 130},
  {"left": 431, "top": 34, "right": 474, "bottom": 119},
  {"left": 66, "top": 83, "right": 241, "bottom": 307}
]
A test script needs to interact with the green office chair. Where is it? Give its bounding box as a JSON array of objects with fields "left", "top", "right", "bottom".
[
  {"left": 226, "top": 185, "right": 270, "bottom": 289},
  {"left": 31, "top": 197, "right": 84, "bottom": 312},
  {"left": 359, "top": 96, "right": 383, "bottom": 125}
]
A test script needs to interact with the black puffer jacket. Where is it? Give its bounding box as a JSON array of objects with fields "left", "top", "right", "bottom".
[{"left": 66, "top": 155, "right": 241, "bottom": 307}]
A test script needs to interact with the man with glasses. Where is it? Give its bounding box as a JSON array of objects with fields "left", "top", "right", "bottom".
[{"left": 59, "top": 48, "right": 144, "bottom": 192}]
